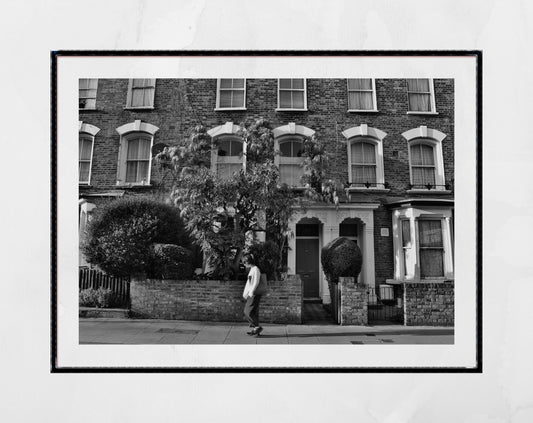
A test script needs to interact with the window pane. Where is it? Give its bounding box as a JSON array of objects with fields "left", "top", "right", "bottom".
[
  {"left": 408, "top": 93, "right": 431, "bottom": 112},
  {"left": 280, "top": 163, "right": 304, "bottom": 186},
  {"left": 132, "top": 79, "right": 146, "bottom": 88},
  {"left": 219, "top": 90, "right": 232, "bottom": 108},
  {"left": 125, "top": 162, "right": 138, "bottom": 182},
  {"left": 220, "top": 79, "right": 233, "bottom": 89},
  {"left": 232, "top": 90, "right": 244, "bottom": 107},
  {"left": 279, "top": 91, "right": 292, "bottom": 108},
  {"left": 296, "top": 224, "right": 319, "bottom": 237},
  {"left": 339, "top": 223, "right": 358, "bottom": 237},
  {"left": 352, "top": 165, "right": 376, "bottom": 184},
  {"left": 410, "top": 144, "right": 423, "bottom": 165},
  {"left": 279, "top": 141, "right": 292, "bottom": 157},
  {"left": 88, "top": 79, "right": 98, "bottom": 89},
  {"left": 232, "top": 79, "right": 245, "bottom": 89},
  {"left": 352, "top": 142, "right": 375, "bottom": 164},
  {"left": 138, "top": 138, "right": 151, "bottom": 159},
  {"left": 79, "top": 138, "right": 92, "bottom": 160},
  {"left": 132, "top": 89, "right": 145, "bottom": 107},
  {"left": 279, "top": 79, "right": 292, "bottom": 89},
  {"left": 79, "top": 162, "right": 90, "bottom": 182},
  {"left": 349, "top": 92, "right": 373, "bottom": 110},
  {"left": 420, "top": 250, "right": 444, "bottom": 277},
  {"left": 143, "top": 87, "right": 155, "bottom": 107},
  {"left": 363, "top": 165, "right": 376, "bottom": 183},
  {"left": 401, "top": 220, "right": 411, "bottom": 247},
  {"left": 351, "top": 142, "right": 363, "bottom": 163},
  {"left": 230, "top": 140, "right": 243, "bottom": 156},
  {"left": 407, "top": 79, "right": 430, "bottom": 92},
  {"left": 127, "top": 139, "right": 139, "bottom": 159},
  {"left": 137, "top": 161, "right": 149, "bottom": 182},
  {"left": 348, "top": 78, "right": 372, "bottom": 90},
  {"left": 292, "top": 92, "right": 305, "bottom": 108},
  {"left": 362, "top": 142, "right": 376, "bottom": 164},
  {"left": 419, "top": 220, "right": 443, "bottom": 247},
  {"left": 421, "top": 144, "right": 434, "bottom": 165},
  {"left": 79, "top": 79, "right": 89, "bottom": 89},
  {"left": 292, "top": 79, "right": 304, "bottom": 89}
]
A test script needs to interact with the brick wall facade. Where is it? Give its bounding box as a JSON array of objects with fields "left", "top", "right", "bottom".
[
  {"left": 403, "top": 281, "right": 454, "bottom": 326},
  {"left": 80, "top": 78, "right": 454, "bottom": 314},
  {"left": 339, "top": 277, "right": 368, "bottom": 325},
  {"left": 130, "top": 275, "right": 302, "bottom": 324}
]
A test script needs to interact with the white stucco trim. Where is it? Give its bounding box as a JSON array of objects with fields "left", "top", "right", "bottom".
[
  {"left": 208, "top": 122, "right": 246, "bottom": 176},
  {"left": 341, "top": 123, "right": 387, "bottom": 141},
  {"left": 287, "top": 204, "right": 379, "bottom": 304},
  {"left": 78, "top": 121, "right": 100, "bottom": 136},
  {"left": 273, "top": 123, "right": 315, "bottom": 138},
  {"left": 401, "top": 126, "right": 446, "bottom": 143},
  {"left": 207, "top": 121, "right": 240, "bottom": 138},
  {"left": 402, "top": 127, "right": 447, "bottom": 191},
  {"left": 116, "top": 120, "right": 159, "bottom": 136},
  {"left": 342, "top": 124, "right": 387, "bottom": 188},
  {"left": 115, "top": 120, "right": 159, "bottom": 186},
  {"left": 391, "top": 206, "right": 454, "bottom": 282}
]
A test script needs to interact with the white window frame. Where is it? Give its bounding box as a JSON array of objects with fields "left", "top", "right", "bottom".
[
  {"left": 273, "top": 123, "right": 315, "bottom": 188},
  {"left": 126, "top": 78, "right": 156, "bottom": 109},
  {"left": 347, "top": 78, "right": 378, "bottom": 112},
  {"left": 78, "top": 121, "right": 100, "bottom": 185},
  {"left": 208, "top": 122, "right": 246, "bottom": 177},
  {"left": 342, "top": 124, "right": 388, "bottom": 192},
  {"left": 215, "top": 79, "right": 246, "bottom": 110},
  {"left": 277, "top": 79, "right": 307, "bottom": 111},
  {"left": 79, "top": 78, "right": 98, "bottom": 110},
  {"left": 276, "top": 137, "right": 305, "bottom": 188},
  {"left": 391, "top": 206, "right": 454, "bottom": 282},
  {"left": 402, "top": 126, "right": 449, "bottom": 194},
  {"left": 115, "top": 120, "right": 159, "bottom": 186},
  {"left": 406, "top": 78, "right": 437, "bottom": 115}
]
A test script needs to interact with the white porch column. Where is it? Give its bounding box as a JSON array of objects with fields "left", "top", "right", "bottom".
[
  {"left": 287, "top": 219, "right": 297, "bottom": 276},
  {"left": 443, "top": 216, "right": 454, "bottom": 278},
  {"left": 361, "top": 215, "right": 376, "bottom": 288},
  {"left": 321, "top": 218, "right": 339, "bottom": 305}
]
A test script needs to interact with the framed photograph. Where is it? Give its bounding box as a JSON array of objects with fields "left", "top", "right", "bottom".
[{"left": 52, "top": 51, "right": 481, "bottom": 371}]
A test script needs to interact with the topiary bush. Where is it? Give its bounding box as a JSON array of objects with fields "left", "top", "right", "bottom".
[
  {"left": 82, "top": 197, "right": 191, "bottom": 277},
  {"left": 321, "top": 237, "right": 363, "bottom": 284},
  {"left": 149, "top": 243, "right": 193, "bottom": 279},
  {"left": 245, "top": 240, "right": 280, "bottom": 280}
]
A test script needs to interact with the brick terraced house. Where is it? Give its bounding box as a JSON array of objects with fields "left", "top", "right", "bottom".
[{"left": 79, "top": 78, "right": 454, "bottom": 316}]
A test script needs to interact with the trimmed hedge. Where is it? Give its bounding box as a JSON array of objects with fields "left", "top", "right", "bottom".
[
  {"left": 321, "top": 237, "right": 362, "bottom": 284},
  {"left": 150, "top": 243, "right": 193, "bottom": 279},
  {"left": 82, "top": 197, "right": 191, "bottom": 277}
]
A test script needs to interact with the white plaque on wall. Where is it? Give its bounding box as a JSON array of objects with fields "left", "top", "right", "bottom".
[{"left": 380, "top": 228, "right": 389, "bottom": 237}]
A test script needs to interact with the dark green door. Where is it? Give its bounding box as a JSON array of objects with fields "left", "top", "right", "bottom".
[{"left": 296, "top": 238, "right": 320, "bottom": 298}]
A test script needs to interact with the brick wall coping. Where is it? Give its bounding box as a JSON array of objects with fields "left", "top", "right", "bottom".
[{"left": 386, "top": 279, "right": 454, "bottom": 285}]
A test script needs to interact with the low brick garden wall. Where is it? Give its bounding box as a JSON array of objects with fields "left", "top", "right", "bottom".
[
  {"left": 403, "top": 280, "right": 454, "bottom": 326},
  {"left": 130, "top": 275, "right": 302, "bottom": 324},
  {"left": 339, "top": 277, "right": 368, "bottom": 325}
]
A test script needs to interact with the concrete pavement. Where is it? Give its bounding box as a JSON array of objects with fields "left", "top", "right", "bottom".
[{"left": 79, "top": 318, "right": 454, "bottom": 345}]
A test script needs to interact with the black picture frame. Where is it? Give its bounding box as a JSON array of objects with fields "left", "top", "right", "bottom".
[{"left": 51, "top": 50, "right": 482, "bottom": 373}]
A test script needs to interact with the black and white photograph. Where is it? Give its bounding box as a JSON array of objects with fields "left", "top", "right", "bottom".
[
  {"left": 6, "top": 0, "right": 533, "bottom": 421},
  {"left": 53, "top": 53, "right": 479, "bottom": 370}
]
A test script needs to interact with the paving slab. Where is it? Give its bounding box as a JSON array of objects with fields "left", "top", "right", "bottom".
[{"left": 79, "top": 318, "right": 454, "bottom": 345}]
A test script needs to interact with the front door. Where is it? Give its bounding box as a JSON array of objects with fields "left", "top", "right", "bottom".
[{"left": 296, "top": 238, "right": 320, "bottom": 298}]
